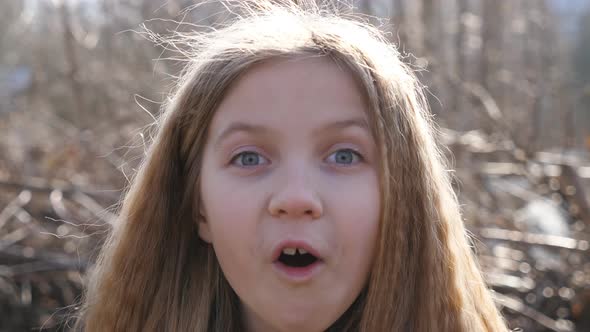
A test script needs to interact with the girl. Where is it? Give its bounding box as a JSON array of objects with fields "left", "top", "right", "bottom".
[{"left": 77, "top": 1, "right": 508, "bottom": 331}]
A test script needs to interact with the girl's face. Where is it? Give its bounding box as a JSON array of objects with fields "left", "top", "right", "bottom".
[{"left": 199, "top": 56, "right": 380, "bottom": 332}]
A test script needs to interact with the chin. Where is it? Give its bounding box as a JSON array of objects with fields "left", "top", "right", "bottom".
[{"left": 269, "top": 308, "right": 333, "bottom": 332}]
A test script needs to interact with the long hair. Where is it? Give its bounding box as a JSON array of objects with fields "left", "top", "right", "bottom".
[{"left": 77, "top": 1, "right": 508, "bottom": 331}]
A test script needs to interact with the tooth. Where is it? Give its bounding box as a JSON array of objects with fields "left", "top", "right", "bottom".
[
  {"left": 282, "top": 247, "right": 296, "bottom": 255},
  {"left": 298, "top": 248, "right": 308, "bottom": 255}
]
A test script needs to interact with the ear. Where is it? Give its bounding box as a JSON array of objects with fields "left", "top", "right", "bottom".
[{"left": 197, "top": 208, "right": 212, "bottom": 243}]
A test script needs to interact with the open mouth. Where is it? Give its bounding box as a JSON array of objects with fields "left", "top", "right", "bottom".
[{"left": 277, "top": 247, "right": 319, "bottom": 268}]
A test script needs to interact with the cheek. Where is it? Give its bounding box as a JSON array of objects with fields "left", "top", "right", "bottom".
[
  {"left": 199, "top": 169, "right": 266, "bottom": 278},
  {"left": 329, "top": 172, "right": 381, "bottom": 277},
  {"left": 200, "top": 158, "right": 263, "bottom": 228}
]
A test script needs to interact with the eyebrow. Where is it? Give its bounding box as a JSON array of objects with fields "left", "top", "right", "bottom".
[
  {"left": 214, "top": 122, "right": 274, "bottom": 148},
  {"left": 313, "top": 118, "right": 370, "bottom": 135},
  {"left": 214, "top": 117, "right": 370, "bottom": 148}
]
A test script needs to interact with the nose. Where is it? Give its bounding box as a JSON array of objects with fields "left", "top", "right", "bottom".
[{"left": 268, "top": 167, "right": 323, "bottom": 220}]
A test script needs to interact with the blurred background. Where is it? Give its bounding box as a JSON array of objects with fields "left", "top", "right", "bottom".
[{"left": 0, "top": 0, "right": 589, "bottom": 331}]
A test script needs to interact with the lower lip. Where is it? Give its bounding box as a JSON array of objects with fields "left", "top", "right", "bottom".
[{"left": 272, "top": 260, "right": 324, "bottom": 283}]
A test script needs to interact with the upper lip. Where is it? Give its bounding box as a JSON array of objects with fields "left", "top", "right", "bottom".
[{"left": 272, "top": 240, "right": 323, "bottom": 262}]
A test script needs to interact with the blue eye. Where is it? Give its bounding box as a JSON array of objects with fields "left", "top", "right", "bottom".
[
  {"left": 231, "top": 151, "right": 269, "bottom": 167},
  {"left": 327, "top": 149, "right": 362, "bottom": 165}
]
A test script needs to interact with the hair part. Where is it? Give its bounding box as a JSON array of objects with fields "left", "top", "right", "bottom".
[{"left": 76, "top": 1, "right": 508, "bottom": 331}]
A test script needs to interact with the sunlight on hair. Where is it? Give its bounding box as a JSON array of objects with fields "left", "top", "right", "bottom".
[{"left": 73, "top": 1, "right": 510, "bottom": 331}]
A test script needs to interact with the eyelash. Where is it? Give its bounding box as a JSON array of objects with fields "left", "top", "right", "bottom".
[
  {"left": 325, "top": 148, "right": 364, "bottom": 165},
  {"left": 230, "top": 151, "right": 270, "bottom": 167},
  {"left": 229, "top": 148, "right": 364, "bottom": 168}
]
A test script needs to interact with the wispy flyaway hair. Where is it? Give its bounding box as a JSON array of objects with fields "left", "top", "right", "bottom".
[{"left": 76, "top": 1, "right": 508, "bottom": 331}]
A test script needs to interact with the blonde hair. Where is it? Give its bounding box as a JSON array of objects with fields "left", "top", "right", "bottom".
[{"left": 77, "top": 1, "right": 508, "bottom": 331}]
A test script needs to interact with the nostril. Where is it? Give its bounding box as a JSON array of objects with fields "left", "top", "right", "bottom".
[
  {"left": 268, "top": 189, "right": 323, "bottom": 218},
  {"left": 276, "top": 209, "right": 313, "bottom": 216}
]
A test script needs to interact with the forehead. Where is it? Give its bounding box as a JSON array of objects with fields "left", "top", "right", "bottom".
[{"left": 209, "top": 55, "right": 369, "bottom": 134}]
